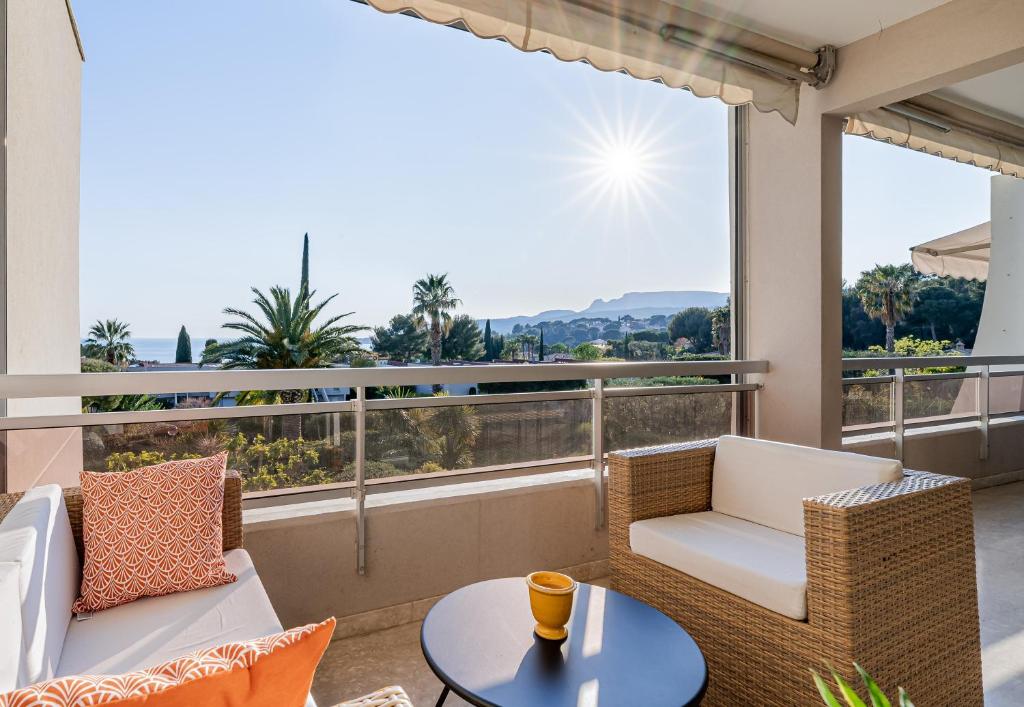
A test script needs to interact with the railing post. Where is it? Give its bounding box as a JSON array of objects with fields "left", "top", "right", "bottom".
[
  {"left": 353, "top": 386, "right": 367, "bottom": 575},
  {"left": 591, "top": 378, "right": 605, "bottom": 530},
  {"left": 893, "top": 369, "right": 905, "bottom": 462},
  {"left": 331, "top": 411, "right": 342, "bottom": 447},
  {"left": 979, "top": 366, "right": 990, "bottom": 461}
]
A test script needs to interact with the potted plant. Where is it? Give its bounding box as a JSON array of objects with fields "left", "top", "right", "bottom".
[{"left": 812, "top": 663, "right": 914, "bottom": 707}]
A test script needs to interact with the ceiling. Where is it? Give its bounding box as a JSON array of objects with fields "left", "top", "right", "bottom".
[
  {"left": 688, "top": 0, "right": 950, "bottom": 51},
  {"left": 936, "top": 63, "right": 1024, "bottom": 126}
]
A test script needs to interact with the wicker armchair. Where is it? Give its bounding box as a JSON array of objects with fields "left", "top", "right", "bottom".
[{"left": 608, "top": 439, "right": 983, "bottom": 706}]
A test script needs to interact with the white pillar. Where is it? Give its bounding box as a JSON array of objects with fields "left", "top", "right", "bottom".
[
  {"left": 969, "top": 176, "right": 1024, "bottom": 413},
  {"left": 743, "top": 96, "right": 844, "bottom": 449},
  {"left": 2, "top": 0, "right": 85, "bottom": 490}
]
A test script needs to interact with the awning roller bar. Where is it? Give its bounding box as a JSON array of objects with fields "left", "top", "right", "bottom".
[{"left": 660, "top": 24, "right": 835, "bottom": 87}]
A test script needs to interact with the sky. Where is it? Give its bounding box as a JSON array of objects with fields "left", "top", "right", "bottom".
[{"left": 76, "top": 0, "right": 993, "bottom": 338}]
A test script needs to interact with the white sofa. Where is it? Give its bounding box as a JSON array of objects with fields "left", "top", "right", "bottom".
[
  {"left": 0, "top": 484, "right": 317, "bottom": 706},
  {"left": 628, "top": 435, "right": 903, "bottom": 619}
]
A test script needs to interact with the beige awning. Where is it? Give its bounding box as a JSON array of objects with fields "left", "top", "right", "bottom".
[
  {"left": 910, "top": 222, "right": 990, "bottom": 281},
  {"left": 847, "top": 95, "right": 1024, "bottom": 179},
  {"left": 363, "top": 0, "right": 836, "bottom": 125}
]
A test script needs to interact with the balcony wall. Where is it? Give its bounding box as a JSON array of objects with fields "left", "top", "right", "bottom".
[
  {"left": 243, "top": 470, "right": 608, "bottom": 632},
  {"left": 845, "top": 416, "right": 1024, "bottom": 487}
]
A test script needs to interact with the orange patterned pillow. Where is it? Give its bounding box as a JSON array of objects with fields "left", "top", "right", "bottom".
[
  {"left": 0, "top": 618, "right": 335, "bottom": 707},
  {"left": 72, "top": 453, "right": 236, "bottom": 613}
]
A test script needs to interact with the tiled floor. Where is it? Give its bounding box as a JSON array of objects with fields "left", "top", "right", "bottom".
[
  {"left": 313, "top": 485, "right": 1024, "bottom": 706},
  {"left": 973, "top": 482, "right": 1024, "bottom": 707}
]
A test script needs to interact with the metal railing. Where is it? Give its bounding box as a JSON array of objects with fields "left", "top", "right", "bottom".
[
  {"left": 0, "top": 359, "right": 767, "bottom": 574},
  {"left": 842, "top": 354, "right": 1024, "bottom": 462}
]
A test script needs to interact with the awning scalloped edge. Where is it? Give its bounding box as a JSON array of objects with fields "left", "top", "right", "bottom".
[{"left": 362, "top": 0, "right": 802, "bottom": 125}]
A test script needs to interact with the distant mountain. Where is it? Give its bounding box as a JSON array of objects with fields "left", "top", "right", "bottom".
[{"left": 485, "top": 291, "right": 728, "bottom": 333}]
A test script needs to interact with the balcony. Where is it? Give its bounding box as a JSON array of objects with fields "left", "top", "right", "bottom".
[
  {"left": 7, "top": 0, "right": 1024, "bottom": 704},
  {"left": 2, "top": 357, "right": 1023, "bottom": 704}
]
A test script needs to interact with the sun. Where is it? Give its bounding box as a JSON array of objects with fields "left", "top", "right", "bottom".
[{"left": 565, "top": 126, "right": 665, "bottom": 217}]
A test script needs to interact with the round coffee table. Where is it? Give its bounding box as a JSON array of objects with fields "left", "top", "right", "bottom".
[{"left": 421, "top": 578, "right": 707, "bottom": 706}]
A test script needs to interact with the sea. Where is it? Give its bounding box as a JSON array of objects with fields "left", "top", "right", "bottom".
[
  {"left": 119, "top": 338, "right": 214, "bottom": 364},
  {"left": 99, "top": 336, "right": 374, "bottom": 364}
]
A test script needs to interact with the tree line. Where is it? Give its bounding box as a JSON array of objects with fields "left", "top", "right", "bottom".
[{"left": 845, "top": 263, "right": 984, "bottom": 353}]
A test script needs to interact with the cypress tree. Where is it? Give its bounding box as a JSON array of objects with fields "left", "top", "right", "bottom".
[
  {"left": 484, "top": 320, "right": 493, "bottom": 360},
  {"left": 539, "top": 330, "right": 545, "bottom": 362},
  {"left": 175, "top": 325, "right": 192, "bottom": 363},
  {"left": 300, "top": 233, "right": 310, "bottom": 296}
]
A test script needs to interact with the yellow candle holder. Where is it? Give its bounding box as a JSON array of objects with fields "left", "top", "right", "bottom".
[{"left": 526, "top": 571, "right": 577, "bottom": 641}]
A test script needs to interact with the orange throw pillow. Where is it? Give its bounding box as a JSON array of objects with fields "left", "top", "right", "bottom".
[
  {"left": 0, "top": 618, "right": 335, "bottom": 707},
  {"left": 73, "top": 453, "right": 236, "bottom": 613}
]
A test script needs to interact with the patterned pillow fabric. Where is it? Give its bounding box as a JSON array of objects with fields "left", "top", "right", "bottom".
[
  {"left": 0, "top": 618, "right": 335, "bottom": 707},
  {"left": 72, "top": 453, "right": 236, "bottom": 614}
]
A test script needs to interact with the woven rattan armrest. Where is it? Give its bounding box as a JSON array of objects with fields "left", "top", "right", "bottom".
[
  {"left": 802, "top": 470, "right": 976, "bottom": 636},
  {"left": 804, "top": 469, "right": 967, "bottom": 513},
  {"left": 608, "top": 439, "right": 716, "bottom": 530}
]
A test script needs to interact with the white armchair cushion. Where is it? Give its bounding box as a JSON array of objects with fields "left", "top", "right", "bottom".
[
  {"left": 0, "top": 562, "right": 23, "bottom": 691},
  {"left": 630, "top": 511, "right": 808, "bottom": 619},
  {"left": 711, "top": 435, "right": 903, "bottom": 536},
  {"left": 0, "top": 485, "right": 78, "bottom": 687}
]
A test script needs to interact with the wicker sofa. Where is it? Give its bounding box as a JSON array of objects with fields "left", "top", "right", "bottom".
[
  {"left": 0, "top": 473, "right": 410, "bottom": 707},
  {"left": 608, "top": 436, "right": 983, "bottom": 706}
]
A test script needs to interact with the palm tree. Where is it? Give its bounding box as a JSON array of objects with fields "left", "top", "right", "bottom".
[
  {"left": 855, "top": 264, "right": 918, "bottom": 352},
  {"left": 202, "top": 285, "right": 365, "bottom": 438},
  {"left": 412, "top": 273, "right": 462, "bottom": 370},
  {"left": 85, "top": 319, "right": 135, "bottom": 366}
]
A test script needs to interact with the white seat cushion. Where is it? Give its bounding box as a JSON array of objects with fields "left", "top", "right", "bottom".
[
  {"left": 712, "top": 435, "right": 903, "bottom": 536},
  {"left": 57, "top": 549, "right": 281, "bottom": 676},
  {"left": 0, "top": 485, "right": 79, "bottom": 687},
  {"left": 630, "top": 511, "right": 808, "bottom": 620},
  {"left": 57, "top": 549, "right": 316, "bottom": 706}
]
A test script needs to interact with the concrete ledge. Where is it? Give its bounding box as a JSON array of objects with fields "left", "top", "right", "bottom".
[{"left": 243, "top": 468, "right": 597, "bottom": 528}]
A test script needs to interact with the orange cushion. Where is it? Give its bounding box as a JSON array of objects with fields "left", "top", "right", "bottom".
[
  {"left": 73, "top": 453, "right": 236, "bottom": 613},
  {"left": 0, "top": 618, "right": 335, "bottom": 707}
]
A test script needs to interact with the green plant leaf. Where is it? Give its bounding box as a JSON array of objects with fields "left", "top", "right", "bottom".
[
  {"left": 898, "top": 687, "right": 915, "bottom": 707},
  {"left": 811, "top": 670, "right": 844, "bottom": 707},
  {"left": 829, "top": 668, "right": 868, "bottom": 707},
  {"left": 853, "top": 663, "right": 891, "bottom": 707}
]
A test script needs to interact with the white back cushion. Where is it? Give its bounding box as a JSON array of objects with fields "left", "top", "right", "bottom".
[
  {"left": 0, "top": 562, "right": 23, "bottom": 691},
  {"left": 711, "top": 435, "right": 903, "bottom": 536},
  {"left": 0, "top": 485, "right": 79, "bottom": 686}
]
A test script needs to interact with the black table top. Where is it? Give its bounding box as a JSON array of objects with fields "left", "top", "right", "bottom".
[{"left": 420, "top": 578, "right": 707, "bottom": 707}]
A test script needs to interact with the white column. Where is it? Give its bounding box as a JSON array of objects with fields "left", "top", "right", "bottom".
[
  {"left": 970, "top": 176, "right": 1024, "bottom": 413},
  {"left": 2, "top": 0, "right": 85, "bottom": 490},
  {"left": 743, "top": 95, "right": 844, "bottom": 449}
]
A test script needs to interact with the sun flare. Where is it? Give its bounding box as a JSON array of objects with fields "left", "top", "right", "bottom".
[{"left": 549, "top": 97, "right": 688, "bottom": 229}]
